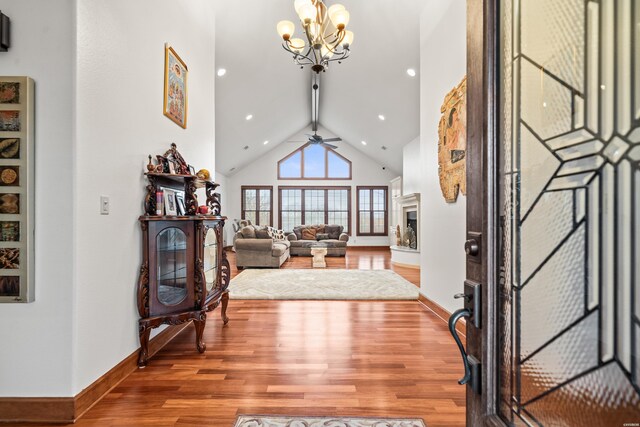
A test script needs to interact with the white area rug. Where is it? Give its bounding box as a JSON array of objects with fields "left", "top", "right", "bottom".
[
  {"left": 229, "top": 269, "right": 419, "bottom": 300},
  {"left": 234, "top": 416, "right": 426, "bottom": 426}
]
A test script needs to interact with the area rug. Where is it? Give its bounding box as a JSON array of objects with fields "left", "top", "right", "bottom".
[
  {"left": 233, "top": 415, "right": 426, "bottom": 427},
  {"left": 228, "top": 269, "right": 419, "bottom": 300}
]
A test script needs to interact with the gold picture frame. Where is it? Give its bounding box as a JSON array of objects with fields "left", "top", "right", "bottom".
[{"left": 163, "top": 44, "right": 188, "bottom": 128}]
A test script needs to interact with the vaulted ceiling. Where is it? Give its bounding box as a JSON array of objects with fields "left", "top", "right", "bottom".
[{"left": 214, "top": 0, "right": 424, "bottom": 176}]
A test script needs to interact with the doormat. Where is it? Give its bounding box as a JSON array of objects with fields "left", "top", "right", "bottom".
[{"left": 233, "top": 415, "right": 427, "bottom": 426}]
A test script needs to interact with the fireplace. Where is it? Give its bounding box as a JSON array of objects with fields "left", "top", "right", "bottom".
[
  {"left": 405, "top": 210, "right": 418, "bottom": 249},
  {"left": 391, "top": 192, "right": 420, "bottom": 268}
]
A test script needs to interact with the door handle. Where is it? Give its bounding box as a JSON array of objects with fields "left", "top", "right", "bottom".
[{"left": 449, "top": 308, "right": 472, "bottom": 385}]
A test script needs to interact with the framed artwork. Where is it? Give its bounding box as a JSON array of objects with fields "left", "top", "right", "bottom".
[
  {"left": 163, "top": 45, "right": 188, "bottom": 129},
  {"left": 163, "top": 188, "right": 177, "bottom": 216},
  {"left": 175, "top": 191, "right": 186, "bottom": 216},
  {"left": 0, "top": 76, "right": 34, "bottom": 303}
]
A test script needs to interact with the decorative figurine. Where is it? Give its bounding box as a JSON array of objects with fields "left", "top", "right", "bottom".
[
  {"left": 146, "top": 155, "right": 156, "bottom": 172},
  {"left": 396, "top": 224, "right": 401, "bottom": 246}
]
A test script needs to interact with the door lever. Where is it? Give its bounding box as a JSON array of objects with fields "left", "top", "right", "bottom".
[
  {"left": 449, "top": 308, "right": 472, "bottom": 385},
  {"left": 448, "top": 308, "right": 481, "bottom": 394},
  {"left": 454, "top": 293, "right": 471, "bottom": 301}
]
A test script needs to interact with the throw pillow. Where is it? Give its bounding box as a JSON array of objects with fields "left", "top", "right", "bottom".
[
  {"left": 301, "top": 227, "right": 317, "bottom": 240},
  {"left": 293, "top": 227, "right": 303, "bottom": 240},
  {"left": 255, "top": 227, "right": 270, "bottom": 239},
  {"left": 317, "top": 233, "right": 330, "bottom": 241},
  {"left": 240, "top": 226, "right": 256, "bottom": 239},
  {"left": 315, "top": 224, "right": 325, "bottom": 234},
  {"left": 325, "top": 225, "right": 342, "bottom": 240},
  {"left": 266, "top": 226, "right": 286, "bottom": 241}
]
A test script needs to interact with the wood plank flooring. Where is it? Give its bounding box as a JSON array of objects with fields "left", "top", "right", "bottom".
[{"left": 34, "top": 249, "right": 465, "bottom": 426}]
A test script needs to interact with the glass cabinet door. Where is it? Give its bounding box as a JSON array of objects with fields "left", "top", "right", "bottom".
[
  {"left": 203, "top": 227, "right": 218, "bottom": 292},
  {"left": 156, "top": 227, "right": 188, "bottom": 305}
]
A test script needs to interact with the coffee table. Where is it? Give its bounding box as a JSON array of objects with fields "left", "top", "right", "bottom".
[{"left": 309, "top": 244, "right": 328, "bottom": 268}]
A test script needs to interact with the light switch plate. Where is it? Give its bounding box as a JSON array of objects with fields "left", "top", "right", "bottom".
[{"left": 100, "top": 196, "right": 109, "bottom": 215}]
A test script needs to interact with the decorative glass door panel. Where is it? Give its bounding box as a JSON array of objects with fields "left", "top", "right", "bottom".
[
  {"left": 203, "top": 227, "right": 218, "bottom": 292},
  {"left": 498, "top": 0, "right": 640, "bottom": 425},
  {"left": 156, "top": 227, "right": 188, "bottom": 306}
]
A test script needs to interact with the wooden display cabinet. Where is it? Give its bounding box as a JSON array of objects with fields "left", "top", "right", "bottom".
[{"left": 137, "top": 173, "right": 230, "bottom": 367}]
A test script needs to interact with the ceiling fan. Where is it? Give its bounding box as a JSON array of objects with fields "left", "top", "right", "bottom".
[
  {"left": 287, "top": 73, "right": 342, "bottom": 149},
  {"left": 305, "top": 132, "right": 341, "bottom": 149}
]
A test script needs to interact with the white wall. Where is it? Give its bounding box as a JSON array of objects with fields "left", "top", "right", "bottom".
[
  {"left": 215, "top": 171, "right": 233, "bottom": 246},
  {"left": 226, "top": 125, "right": 397, "bottom": 246},
  {"left": 402, "top": 137, "right": 421, "bottom": 195},
  {"left": 0, "top": 0, "right": 76, "bottom": 397},
  {"left": 419, "top": 0, "right": 467, "bottom": 314},
  {"left": 73, "top": 0, "right": 215, "bottom": 394}
]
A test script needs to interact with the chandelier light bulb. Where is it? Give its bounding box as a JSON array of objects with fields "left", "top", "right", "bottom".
[
  {"left": 289, "top": 38, "right": 306, "bottom": 54},
  {"left": 327, "top": 4, "right": 346, "bottom": 20},
  {"left": 299, "top": 4, "right": 317, "bottom": 23},
  {"left": 342, "top": 30, "right": 354, "bottom": 47},
  {"left": 329, "top": 8, "right": 350, "bottom": 30},
  {"left": 277, "top": 20, "right": 295, "bottom": 40},
  {"left": 294, "top": 0, "right": 312, "bottom": 14}
]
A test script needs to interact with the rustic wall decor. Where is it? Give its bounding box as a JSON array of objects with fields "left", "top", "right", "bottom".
[
  {"left": 437, "top": 76, "right": 467, "bottom": 203},
  {"left": 0, "top": 77, "right": 35, "bottom": 303}
]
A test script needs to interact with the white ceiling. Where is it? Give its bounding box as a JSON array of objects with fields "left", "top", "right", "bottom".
[{"left": 214, "top": 0, "right": 425, "bottom": 176}]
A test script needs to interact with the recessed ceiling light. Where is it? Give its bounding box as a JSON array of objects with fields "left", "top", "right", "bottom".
[
  {"left": 217, "top": 68, "right": 227, "bottom": 77},
  {"left": 243, "top": 145, "right": 249, "bottom": 150},
  {"left": 361, "top": 140, "right": 367, "bottom": 145},
  {"left": 263, "top": 140, "right": 269, "bottom": 145},
  {"left": 378, "top": 114, "right": 385, "bottom": 121},
  {"left": 406, "top": 68, "right": 416, "bottom": 77},
  {"left": 230, "top": 167, "right": 236, "bottom": 172},
  {"left": 381, "top": 146, "right": 388, "bottom": 150},
  {"left": 245, "top": 114, "right": 253, "bottom": 121}
]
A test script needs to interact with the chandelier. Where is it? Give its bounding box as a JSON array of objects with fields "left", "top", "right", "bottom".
[{"left": 276, "top": 0, "right": 354, "bottom": 73}]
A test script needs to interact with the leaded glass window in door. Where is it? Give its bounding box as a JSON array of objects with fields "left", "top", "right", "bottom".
[{"left": 498, "top": 0, "right": 640, "bottom": 425}]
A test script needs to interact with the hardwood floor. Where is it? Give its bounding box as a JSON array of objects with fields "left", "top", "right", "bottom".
[{"left": 30, "top": 249, "right": 465, "bottom": 427}]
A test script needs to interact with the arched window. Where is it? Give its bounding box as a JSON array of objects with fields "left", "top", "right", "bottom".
[{"left": 278, "top": 143, "right": 352, "bottom": 180}]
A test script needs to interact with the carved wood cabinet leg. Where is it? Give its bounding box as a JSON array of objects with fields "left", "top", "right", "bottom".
[
  {"left": 221, "top": 291, "right": 230, "bottom": 325},
  {"left": 138, "top": 323, "right": 151, "bottom": 367},
  {"left": 194, "top": 313, "right": 207, "bottom": 353}
]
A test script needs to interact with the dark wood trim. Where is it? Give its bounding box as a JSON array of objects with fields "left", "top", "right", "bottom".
[
  {"left": 0, "top": 398, "right": 74, "bottom": 424},
  {"left": 467, "top": 0, "right": 501, "bottom": 424},
  {"left": 355, "top": 186, "right": 389, "bottom": 237},
  {"left": 418, "top": 293, "right": 467, "bottom": 338},
  {"left": 277, "top": 142, "right": 353, "bottom": 180},
  {"left": 278, "top": 186, "right": 352, "bottom": 234},
  {"left": 0, "top": 323, "right": 189, "bottom": 424},
  {"left": 240, "top": 185, "right": 274, "bottom": 226}
]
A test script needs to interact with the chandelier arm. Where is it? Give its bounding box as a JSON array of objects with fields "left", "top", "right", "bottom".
[
  {"left": 324, "top": 50, "right": 350, "bottom": 63},
  {"left": 282, "top": 43, "right": 316, "bottom": 65}
]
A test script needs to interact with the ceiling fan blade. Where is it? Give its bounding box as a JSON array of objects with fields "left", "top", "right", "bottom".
[
  {"left": 320, "top": 142, "right": 339, "bottom": 150},
  {"left": 322, "top": 138, "right": 342, "bottom": 142}
]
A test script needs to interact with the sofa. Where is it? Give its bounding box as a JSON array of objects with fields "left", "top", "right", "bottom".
[
  {"left": 234, "top": 224, "right": 290, "bottom": 268},
  {"left": 287, "top": 224, "right": 349, "bottom": 257}
]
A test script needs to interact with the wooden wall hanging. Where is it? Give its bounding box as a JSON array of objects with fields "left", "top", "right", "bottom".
[{"left": 437, "top": 76, "right": 467, "bottom": 203}]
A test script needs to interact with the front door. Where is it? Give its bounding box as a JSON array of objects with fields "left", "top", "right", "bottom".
[{"left": 462, "top": 0, "right": 640, "bottom": 425}]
